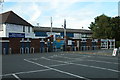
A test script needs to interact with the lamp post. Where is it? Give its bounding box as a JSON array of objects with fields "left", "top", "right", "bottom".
[{"left": 0, "top": 1, "right": 4, "bottom": 80}]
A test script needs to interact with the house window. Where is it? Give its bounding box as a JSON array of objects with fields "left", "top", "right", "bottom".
[
  {"left": 0, "top": 24, "right": 3, "bottom": 31},
  {"left": 28, "top": 27, "right": 30, "bottom": 33},
  {"left": 23, "top": 26, "right": 25, "bottom": 32}
]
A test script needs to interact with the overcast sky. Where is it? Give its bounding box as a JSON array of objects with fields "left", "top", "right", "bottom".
[{"left": 0, "top": 0, "right": 119, "bottom": 29}]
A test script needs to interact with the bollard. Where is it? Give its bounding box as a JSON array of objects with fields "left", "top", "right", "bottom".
[
  {"left": 30, "top": 47, "right": 34, "bottom": 54},
  {"left": 84, "top": 46, "right": 86, "bottom": 51},
  {"left": 81, "top": 46, "right": 83, "bottom": 51},
  {"left": 74, "top": 46, "right": 76, "bottom": 51},
  {"left": 86, "top": 46, "right": 88, "bottom": 51},
  {"left": 20, "top": 48, "right": 24, "bottom": 54},
  {"left": 3, "top": 48, "right": 6, "bottom": 55},
  {"left": 25, "top": 47, "right": 29, "bottom": 54},
  {"left": 9, "top": 48, "right": 12, "bottom": 54},
  {"left": 47, "top": 47, "right": 48, "bottom": 53}
]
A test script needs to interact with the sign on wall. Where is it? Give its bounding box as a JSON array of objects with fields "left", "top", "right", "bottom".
[
  {"left": 68, "top": 40, "right": 72, "bottom": 45},
  {"left": 9, "top": 33, "right": 25, "bottom": 38}
]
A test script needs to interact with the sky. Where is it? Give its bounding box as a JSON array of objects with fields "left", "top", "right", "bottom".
[{"left": 0, "top": 0, "right": 119, "bottom": 30}]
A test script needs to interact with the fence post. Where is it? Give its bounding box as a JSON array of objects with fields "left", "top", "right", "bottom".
[
  {"left": 47, "top": 47, "right": 48, "bottom": 53},
  {"left": 3, "top": 48, "right": 6, "bottom": 55},
  {"left": 9, "top": 48, "right": 12, "bottom": 54}
]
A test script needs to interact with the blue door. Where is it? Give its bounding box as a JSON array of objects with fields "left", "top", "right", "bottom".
[
  {"left": 3, "top": 42, "right": 9, "bottom": 55},
  {"left": 20, "top": 42, "right": 24, "bottom": 54},
  {"left": 72, "top": 41, "right": 75, "bottom": 51},
  {"left": 92, "top": 42, "right": 96, "bottom": 50},
  {"left": 40, "top": 42, "right": 44, "bottom": 53},
  {"left": 47, "top": 42, "right": 50, "bottom": 52},
  {"left": 81, "top": 42, "right": 86, "bottom": 51},
  {"left": 25, "top": 42, "right": 30, "bottom": 54}
]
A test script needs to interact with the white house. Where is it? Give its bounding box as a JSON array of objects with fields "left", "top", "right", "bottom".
[{"left": 0, "top": 11, "right": 35, "bottom": 38}]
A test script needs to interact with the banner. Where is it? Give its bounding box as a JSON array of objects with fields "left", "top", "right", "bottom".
[{"left": 9, "top": 33, "right": 25, "bottom": 38}]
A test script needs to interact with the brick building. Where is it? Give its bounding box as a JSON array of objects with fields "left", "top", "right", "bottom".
[{"left": 0, "top": 11, "right": 115, "bottom": 55}]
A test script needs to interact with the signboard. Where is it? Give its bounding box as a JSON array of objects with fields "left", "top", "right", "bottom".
[
  {"left": 68, "top": 40, "right": 72, "bottom": 45},
  {"left": 9, "top": 33, "right": 25, "bottom": 38},
  {"left": 112, "top": 48, "right": 118, "bottom": 56}
]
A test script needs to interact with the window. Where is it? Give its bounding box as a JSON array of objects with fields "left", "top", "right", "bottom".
[
  {"left": 28, "top": 27, "right": 30, "bottom": 33},
  {"left": 0, "top": 24, "right": 3, "bottom": 31},
  {"left": 23, "top": 26, "right": 25, "bottom": 32}
]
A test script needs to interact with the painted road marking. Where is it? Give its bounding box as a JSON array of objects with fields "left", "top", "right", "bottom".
[
  {"left": 56, "top": 56, "right": 118, "bottom": 64},
  {"left": 42, "top": 57, "right": 120, "bottom": 73},
  {"left": 24, "top": 59, "right": 90, "bottom": 80},
  {"left": 12, "top": 74, "right": 21, "bottom": 80},
  {"left": 50, "top": 63, "right": 72, "bottom": 67},
  {"left": 1, "top": 69, "right": 51, "bottom": 77},
  {"left": 75, "top": 54, "right": 118, "bottom": 60},
  {"left": 63, "top": 53, "right": 118, "bottom": 60}
]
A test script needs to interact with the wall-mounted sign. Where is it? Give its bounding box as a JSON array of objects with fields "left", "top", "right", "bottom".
[
  {"left": 9, "top": 33, "right": 25, "bottom": 38},
  {"left": 68, "top": 40, "right": 72, "bottom": 45}
]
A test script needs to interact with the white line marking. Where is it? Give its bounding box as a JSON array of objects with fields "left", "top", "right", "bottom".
[
  {"left": 24, "top": 59, "right": 90, "bottom": 80},
  {"left": 12, "top": 74, "right": 21, "bottom": 80},
  {"left": 87, "top": 59, "right": 118, "bottom": 64},
  {"left": 42, "top": 57, "right": 120, "bottom": 73},
  {"left": 95, "top": 56, "right": 118, "bottom": 60},
  {"left": 74, "top": 54, "right": 118, "bottom": 60},
  {"left": 1, "top": 69, "right": 51, "bottom": 77},
  {"left": 56, "top": 56, "right": 118, "bottom": 64},
  {"left": 50, "top": 63, "right": 72, "bottom": 67}
]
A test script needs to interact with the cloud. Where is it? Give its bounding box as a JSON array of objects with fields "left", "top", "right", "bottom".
[
  {"left": 28, "top": 3, "right": 41, "bottom": 24},
  {"left": 2, "top": 1, "right": 118, "bottom": 30},
  {"left": 5, "top": 0, "right": 120, "bottom": 2},
  {"left": 3, "top": 2, "right": 42, "bottom": 25}
]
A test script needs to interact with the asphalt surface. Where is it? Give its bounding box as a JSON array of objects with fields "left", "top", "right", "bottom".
[{"left": 1, "top": 51, "right": 120, "bottom": 80}]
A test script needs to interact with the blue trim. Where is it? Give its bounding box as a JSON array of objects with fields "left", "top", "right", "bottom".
[
  {"left": 35, "top": 32, "right": 47, "bottom": 37},
  {"left": 60, "top": 32, "right": 74, "bottom": 37}
]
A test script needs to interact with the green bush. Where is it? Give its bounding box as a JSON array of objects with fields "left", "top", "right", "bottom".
[{"left": 116, "top": 41, "right": 120, "bottom": 48}]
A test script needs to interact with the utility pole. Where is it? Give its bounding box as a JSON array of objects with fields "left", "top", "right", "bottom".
[
  {"left": 64, "top": 19, "right": 66, "bottom": 51},
  {"left": 0, "top": 1, "right": 4, "bottom": 80},
  {"left": 50, "top": 17, "right": 53, "bottom": 35}
]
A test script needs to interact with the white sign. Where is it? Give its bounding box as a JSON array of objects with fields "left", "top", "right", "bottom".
[
  {"left": 77, "top": 41, "right": 79, "bottom": 47},
  {"left": 112, "top": 48, "right": 118, "bottom": 56},
  {"left": 68, "top": 40, "right": 72, "bottom": 45}
]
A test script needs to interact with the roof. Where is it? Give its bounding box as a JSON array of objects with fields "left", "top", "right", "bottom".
[
  {"left": 34, "top": 27, "right": 92, "bottom": 34},
  {"left": 0, "top": 11, "right": 33, "bottom": 27}
]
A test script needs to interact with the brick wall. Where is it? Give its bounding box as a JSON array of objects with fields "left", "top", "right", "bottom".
[
  {"left": 9, "top": 38, "right": 21, "bottom": 54},
  {"left": 30, "top": 39, "right": 40, "bottom": 53}
]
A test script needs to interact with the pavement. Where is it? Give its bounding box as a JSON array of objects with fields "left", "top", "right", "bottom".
[{"left": 1, "top": 51, "right": 120, "bottom": 80}]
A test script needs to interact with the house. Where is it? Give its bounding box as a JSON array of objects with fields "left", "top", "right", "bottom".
[{"left": 0, "top": 11, "right": 35, "bottom": 38}]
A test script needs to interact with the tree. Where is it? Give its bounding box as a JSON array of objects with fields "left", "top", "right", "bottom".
[
  {"left": 89, "top": 14, "right": 120, "bottom": 40},
  {"left": 110, "top": 16, "right": 120, "bottom": 41}
]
